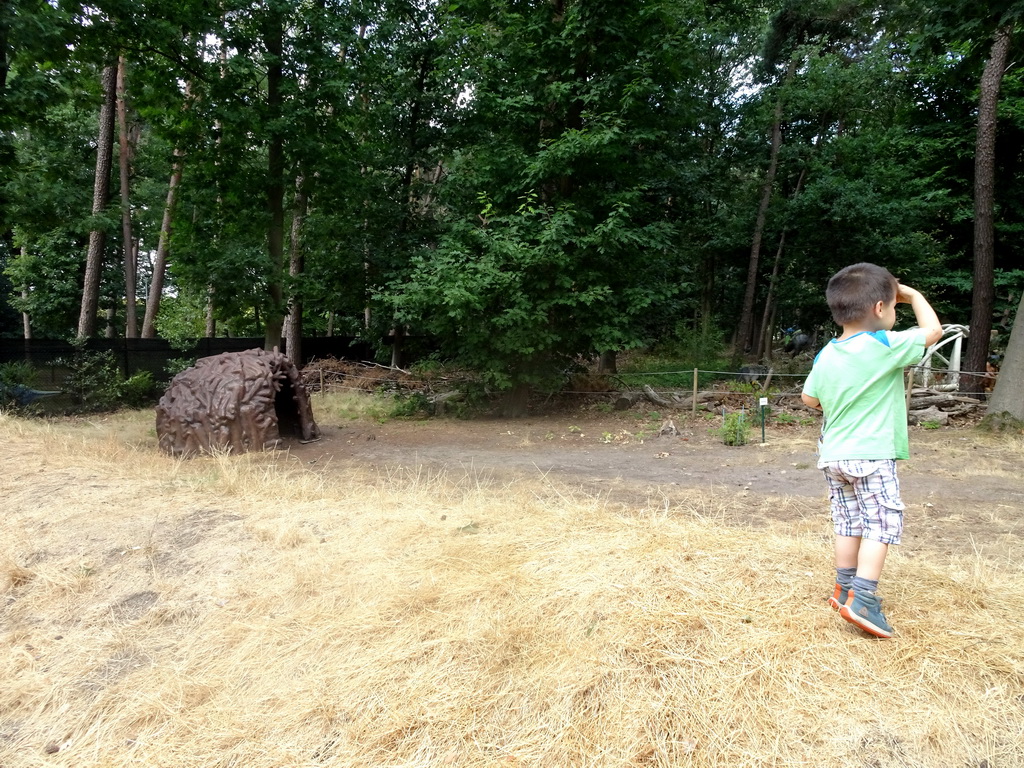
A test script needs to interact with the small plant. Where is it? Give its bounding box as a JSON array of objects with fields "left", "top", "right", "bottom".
[
  {"left": 600, "top": 431, "right": 615, "bottom": 443},
  {"left": 0, "top": 361, "right": 39, "bottom": 389},
  {"left": 165, "top": 357, "right": 196, "bottom": 378},
  {"left": 568, "top": 425, "right": 582, "bottom": 433},
  {"left": 390, "top": 391, "right": 430, "bottom": 419},
  {"left": 774, "top": 412, "right": 798, "bottom": 425},
  {"left": 118, "top": 371, "right": 157, "bottom": 408},
  {"left": 55, "top": 344, "right": 122, "bottom": 410},
  {"left": 594, "top": 401, "right": 613, "bottom": 414},
  {"left": 719, "top": 411, "right": 750, "bottom": 446},
  {"left": 921, "top": 420, "right": 942, "bottom": 430},
  {"left": 409, "top": 359, "right": 444, "bottom": 377},
  {"left": 0, "top": 361, "right": 42, "bottom": 411}
]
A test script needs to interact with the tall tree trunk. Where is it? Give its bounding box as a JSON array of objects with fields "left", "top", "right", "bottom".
[
  {"left": 965, "top": 23, "right": 1013, "bottom": 395},
  {"left": 141, "top": 150, "right": 184, "bottom": 337},
  {"left": 987, "top": 290, "right": 1024, "bottom": 420},
  {"left": 755, "top": 231, "right": 786, "bottom": 360},
  {"left": 284, "top": 175, "right": 308, "bottom": 364},
  {"left": 21, "top": 286, "right": 31, "bottom": 339},
  {"left": 263, "top": 9, "right": 286, "bottom": 352},
  {"left": 205, "top": 286, "right": 216, "bottom": 337},
  {"left": 116, "top": 55, "right": 138, "bottom": 337},
  {"left": 754, "top": 167, "right": 805, "bottom": 359},
  {"left": 736, "top": 58, "right": 796, "bottom": 356},
  {"left": 77, "top": 63, "right": 117, "bottom": 339},
  {"left": 598, "top": 350, "right": 617, "bottom": 374}
]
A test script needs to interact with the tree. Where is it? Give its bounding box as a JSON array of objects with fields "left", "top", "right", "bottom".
[
  {"left": 77, "top": 62, "right": 117, "bottom": 339},
  {"left": 116, "top": 55, "right": 138, "bottom": 337},
  {"left": 387, "top": 0, "right": 700, "bottom": 407},
  {"left": 985, "top": 292, "right": 1024, "bottom": 421},
  {"left": 964, "top": 22, "right": 1014, "bottom": 394}
]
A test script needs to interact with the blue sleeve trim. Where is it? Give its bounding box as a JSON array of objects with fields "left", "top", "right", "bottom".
[{"left": 868, "top": 330, "right": 891, "bottom": 347}]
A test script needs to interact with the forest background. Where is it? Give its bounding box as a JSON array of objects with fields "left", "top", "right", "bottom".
[{"left": 2, "top": 0, "right": 1024, "bottom": 407}]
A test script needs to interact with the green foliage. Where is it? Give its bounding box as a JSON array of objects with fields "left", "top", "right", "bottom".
[
  {"left": 391, "top": 193, "right": 638, "bottom": 391},
  {"left": 153, "top": 293, "right": 210, "bottom": 352},
  {"left": 118, "top": 371, "right": 156, "bottom": 408},
  {"left": 0, "top": 361, "right": 41, "bottom": 412},
  {"left": 164, "top": 357, "right": 196, "bottom": 379},
  {"left": 55, "top": 345, "right": 122, "bottom": 411},
  {"left": 389, "top": 392, "right": 431, "bottom": 419},
  {"left": 5, "top": 0, "right": 1024, "bottom": 395},
  {"left": 719, "top": 411, "right": 751, "bottom": 446},
  {"left": 0, "top": 360, "right": 39, "bottom": 389}
]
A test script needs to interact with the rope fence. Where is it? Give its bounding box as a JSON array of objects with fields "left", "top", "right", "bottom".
[{"left": 304, "top": 361, "right": 996, "bottom": 412}]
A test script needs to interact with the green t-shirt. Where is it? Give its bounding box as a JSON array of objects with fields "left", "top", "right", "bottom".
[{"left": 802, "top": 329, "right": 926, "bottom": 462}]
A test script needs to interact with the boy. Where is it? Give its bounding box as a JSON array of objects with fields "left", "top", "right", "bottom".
[{"left": 801, "top": 263, "right": 942, "bottom": 638}]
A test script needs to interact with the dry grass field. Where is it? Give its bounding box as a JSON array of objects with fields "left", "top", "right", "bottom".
[{"left": 2, "top": 403, "right": 1024, "bottom": 768}]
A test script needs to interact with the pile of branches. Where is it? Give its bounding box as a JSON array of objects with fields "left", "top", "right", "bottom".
[
  {"left": 300, "top": 358, "right": 424, "bottom": 393},
  {"left": 299, "top": 358, "right": 475, "bottom": 414},
  {"left": 907, "top": 388, "right": 985, "bottom": 426}
]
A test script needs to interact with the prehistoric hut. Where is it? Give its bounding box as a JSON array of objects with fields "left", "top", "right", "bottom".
[{"left": 156, "top": 348, "right": 320, "bottom": 457}]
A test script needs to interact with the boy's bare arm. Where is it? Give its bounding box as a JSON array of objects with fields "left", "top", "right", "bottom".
[
  {"left": 801, "top": 392, "right": 821, "bottom": 410},
  {"left": 896, "top": 284, "right": 942, "bottom": 346}
]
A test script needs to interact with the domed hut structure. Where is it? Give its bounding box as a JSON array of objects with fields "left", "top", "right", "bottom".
[{"left": 156, "top": 349, "right": 320, "bottom": 457}]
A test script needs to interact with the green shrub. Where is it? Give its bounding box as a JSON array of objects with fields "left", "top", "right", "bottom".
[
  {"left": 119, "top": 371, "right": 157, "bottom": 408},
  {"left": 0, "top": 361, "right": 42, "bottom": 411},
  {"left": 0, "top": 361, "right": 39, "bottom": 389},
  {"left": 390, "top": 391, "right": 431, "bottom": 419},
  {"left": 165, "top": 357, "right": 197, "bottom": 378},
  {"left": 56, "top": 347, "right": 122, "bottom": 410},
  {"left": 719, "top": 411, "right": 750, "bottom": 446}
]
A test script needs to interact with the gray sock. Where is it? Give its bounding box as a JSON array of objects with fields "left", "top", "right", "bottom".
[
  {"left": 836, "top": 567, "right": 856, "bottom": 588},
  {"left": 852, "top": 576, "right": 879, "bottom": 595}
]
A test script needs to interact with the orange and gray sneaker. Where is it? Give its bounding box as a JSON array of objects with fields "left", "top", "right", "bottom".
[
  {"left": 828, "top": 583, "right": 851, "bottom": 611},
  {"left": 840, "top": 590, "right": 894, "bottom": 638}
]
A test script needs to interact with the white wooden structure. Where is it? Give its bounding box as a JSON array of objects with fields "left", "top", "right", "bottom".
[{"left": 915, "top": 324, "right": 969, "bottom": 391}]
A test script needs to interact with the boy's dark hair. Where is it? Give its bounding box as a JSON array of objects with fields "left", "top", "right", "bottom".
[{"left": 826, "top": 262, "right": 898, "bottom": 325}]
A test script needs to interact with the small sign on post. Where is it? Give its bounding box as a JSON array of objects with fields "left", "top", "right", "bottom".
[{"left": 759, "top": 397, "right": 768, "bottom": 443}]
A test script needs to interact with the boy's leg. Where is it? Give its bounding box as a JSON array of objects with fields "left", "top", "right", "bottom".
[
  {"left": 825, "top": 466, "right": 863, "bottom": 609},
  {"left": 838, "top": 461, "right": 903, "bottom": 638},
  {"left": 835, "top": 535, "right": 860, "bottom": 570},
  {"left": 855, "top": 539, "right": 889, "bottom": 581}
]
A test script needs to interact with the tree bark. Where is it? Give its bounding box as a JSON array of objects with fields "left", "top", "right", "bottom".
[
  {"left": 598, "top": 350, "right": 617, "bottom": 374},
  {"left": 987, "top": 289, "right": 1024, "bottom": 420},
  {"left": 77, "top": 63, "right": 117, "bottom": 339},
  {"left": 755, "top": 167, "right": 805, "bottom": 359},
  {"left": 263, "top": 8, "right": 286, "bottom": 352},
  {"left": 965, "top": 23, "right": 1013, "bottom": 395},
  {"left": 284, "top": 175, "right": 308, "bottom": 365},
  {"left": 205, "top": 286, "right": 216, "bottom": 337},
  {"left": 736, "top": 58, "right": 796, "bottom": 356},
  {"left": 116, "top": 56, "right": 138, "bottom": 337},
  {"left": 141, "top": 150, "right": 184, "bottom": 337},
  {"left": 21, "top": 286, "right": 31, "bottom": 339}
]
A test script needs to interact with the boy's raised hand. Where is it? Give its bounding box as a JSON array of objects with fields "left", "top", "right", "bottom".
[
  {"left": 895, "top": 283, "right": 922, "bottom": 304},
  {"left": 896, "top": 283, "right": 942, "bottom": 346}
]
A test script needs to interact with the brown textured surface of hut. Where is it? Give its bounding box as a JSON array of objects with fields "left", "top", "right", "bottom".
[{"left": 156, "top": 349, "right": 320, "bottom": 456}]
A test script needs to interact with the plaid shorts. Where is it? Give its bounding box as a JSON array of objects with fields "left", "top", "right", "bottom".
[{"left": 820, "top": 459, "right": 905, "bottom": 545}]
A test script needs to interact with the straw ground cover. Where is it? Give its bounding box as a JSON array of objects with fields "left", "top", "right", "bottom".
[{"left": 2, "top": 409, "right": 1024, "bottom": 767}]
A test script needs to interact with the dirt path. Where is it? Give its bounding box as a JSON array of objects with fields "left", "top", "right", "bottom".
[{"left": 286, "top": 410, "right": 1024, "bottom": 561}]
